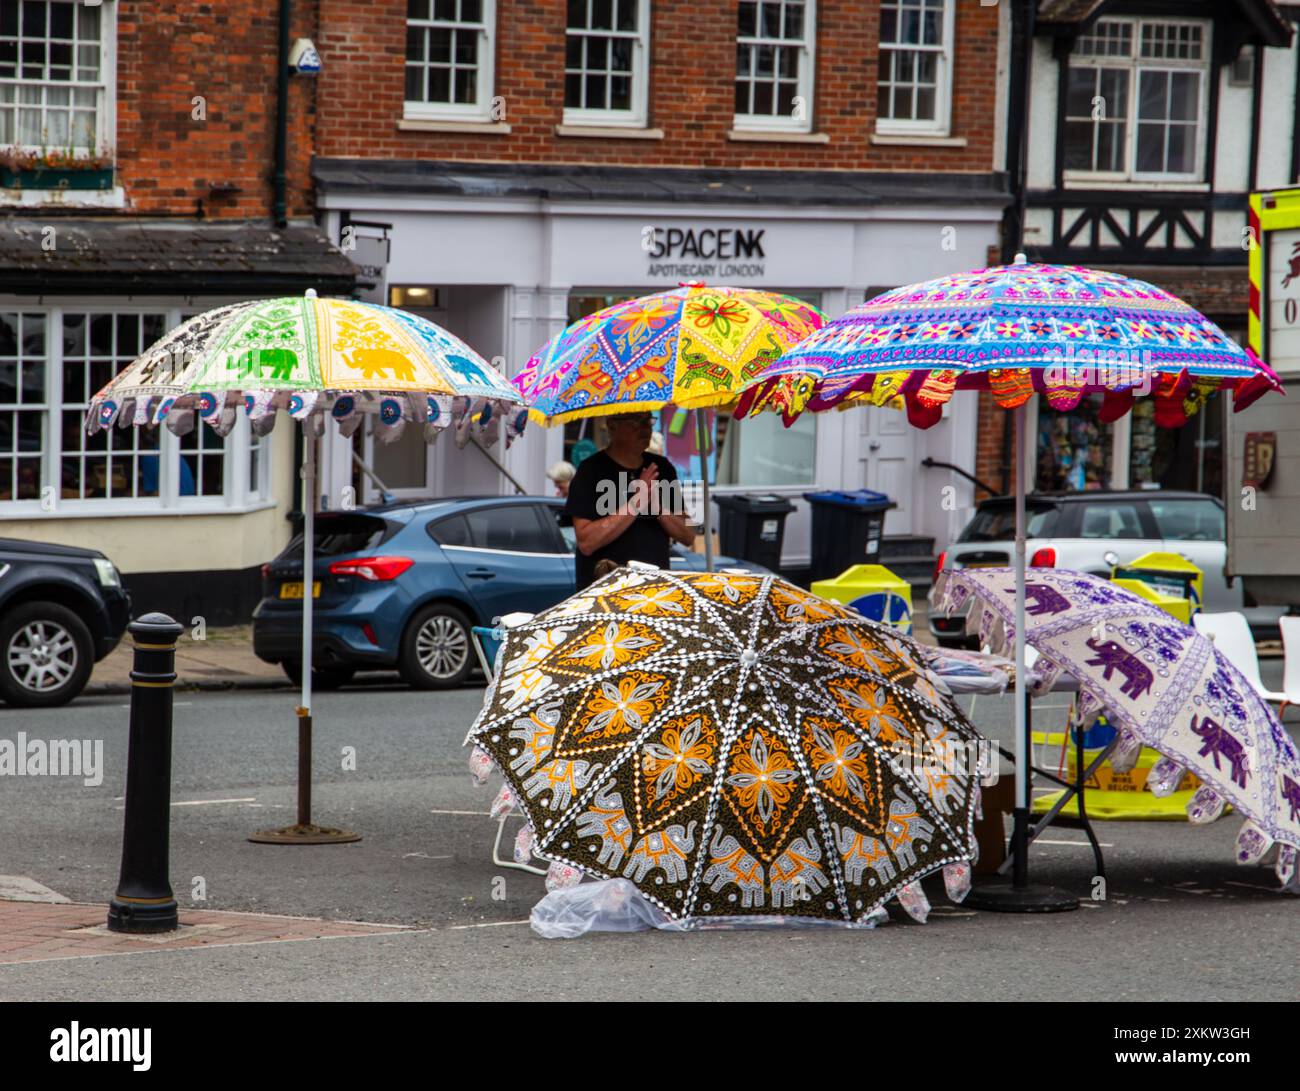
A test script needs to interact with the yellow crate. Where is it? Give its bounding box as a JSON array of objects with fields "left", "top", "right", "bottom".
[
  {"left": 1030, "top": 730, "right": 1212, "bottom": 821},
  {"left": 811, "top": 564, "right": 913, "bottom": 634}
]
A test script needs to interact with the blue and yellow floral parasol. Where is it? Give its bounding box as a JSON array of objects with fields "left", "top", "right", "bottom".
[{"left": 516, "top": 283, "right": 826, "bottom": 424}]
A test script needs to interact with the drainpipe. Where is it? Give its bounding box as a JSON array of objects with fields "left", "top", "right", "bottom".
[
  {"left": 1000, "top": 0, "right": 1037, "bottom": 492},
  {"left": 273, "top": 0, "right": 291, "bottom": 228},
  {"left": 1000, "top": 0, "right": 1036, "bottom": 263}
]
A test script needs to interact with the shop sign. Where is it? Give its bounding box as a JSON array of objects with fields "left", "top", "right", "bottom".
[
  {"left": 1243, "top": 431, "right": 1277, "bottom": 489},
  {"left": 643, "top": 226, "right": 766, "bottom": 280}
]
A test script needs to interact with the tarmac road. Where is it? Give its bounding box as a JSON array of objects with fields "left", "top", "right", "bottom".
[{"left": 1, "top": 672, "right": 1297, "bottom": 1002}]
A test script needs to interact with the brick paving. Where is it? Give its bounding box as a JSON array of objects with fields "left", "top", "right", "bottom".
[{"left": 0, "top": 899, "right": 415, "bottom": 965}]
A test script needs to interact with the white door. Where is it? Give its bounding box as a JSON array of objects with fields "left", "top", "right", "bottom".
[{"left": 858, "top": 408, "right": 913, "bottom": 534}]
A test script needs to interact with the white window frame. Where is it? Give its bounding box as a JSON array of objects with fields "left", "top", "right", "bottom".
[
  {"left": 562, "top": 0, "right": 651, "bottom": 129},
  {"left": 733, "top": 0, "right": 816, "bottom": 133},
  {"left": 875, "top": 0, "right": 955, "bottom": 137},
  {"left": 0, "top": 303, "right": 274, "bottom": 519},
  {"left": 1062, "top": 16, "right": 1210, "bottom": 185},
  {"left": 359, "top": 416, "right": 434, "bottom": 504},
  {"left": 403, "top": 0, "right": 497, "bottom": 123},
  {"left": 0, "top": 0, "right": 117, "bottom": 161}
]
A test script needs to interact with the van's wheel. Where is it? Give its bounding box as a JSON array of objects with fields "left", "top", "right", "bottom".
[
  {"left": 399, "top": 604, "right": 473, "bottom": 688},
  {"left": 0, "top": 602, "right": 94, "bottom": 708}
]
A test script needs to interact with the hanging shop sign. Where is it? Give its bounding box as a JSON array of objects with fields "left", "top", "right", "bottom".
[{"left": 1243, "top": 431, "right": 1277, "bottom": 489}]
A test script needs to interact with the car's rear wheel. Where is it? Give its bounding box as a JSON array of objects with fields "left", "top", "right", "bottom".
[
  {"left": 280, "top": 662, "right": 357, "bottom": 690},
  {"left": 399, "top": 604, "right": 473, "bottom": 688},
  {"left": 0, "top": 602, "right": 95, "bottom": 708}
]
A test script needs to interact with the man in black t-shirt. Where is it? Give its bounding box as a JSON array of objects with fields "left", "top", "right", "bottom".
[{"left": 565, "top": 412, "right": 695, "bottom": 590}]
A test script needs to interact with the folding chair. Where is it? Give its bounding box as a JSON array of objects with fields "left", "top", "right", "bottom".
[
  {"left": 470, "top": 623, "right": 547, "bottom": 876},
  {"left": 1193, "top": 611, "right": 1290, "bottom": 705}
]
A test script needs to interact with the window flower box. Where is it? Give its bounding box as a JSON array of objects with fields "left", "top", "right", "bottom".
[{"left": 0, "top": 165, "right": 115, "bottom": 190}]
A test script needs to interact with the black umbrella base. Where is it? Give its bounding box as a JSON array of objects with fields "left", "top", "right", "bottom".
[
  {"left": 964, "top": 879, "right": 1079, "bottom": 913},
  {"left": 248, "top": 823, "right": 362, "bottom": 845}
]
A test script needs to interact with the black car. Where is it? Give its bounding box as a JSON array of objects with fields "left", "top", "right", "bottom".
[{"left": 0, "top": 538, "right": 131, "bottom": 708}]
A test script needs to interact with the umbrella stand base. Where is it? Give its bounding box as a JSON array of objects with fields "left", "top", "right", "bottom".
[
  {"left": 247, "top": 824, "right": 362, "bottom": 845},
  {"left": 964, "top": 879, "right": 1079, "bottom": 913}
]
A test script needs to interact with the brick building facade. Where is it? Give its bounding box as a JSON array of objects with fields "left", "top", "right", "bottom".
[
  {"left": 113, "top": 0, "right": 317, "bottom": 220},
  {"left": 316, "top": 0, "right": 999, "bottom": 174},
  {"left": 2, "top": 0, "right": 1020, "bottom": 615},
  {"left": 308, "top": 0, "right": 1012, "bottom": 573},
  {"left": 1, "top": 0, "right": 354, "bottom": 624}
]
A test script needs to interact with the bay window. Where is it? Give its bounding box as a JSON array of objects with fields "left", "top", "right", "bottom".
[
  {"left": 0, "top": 307, "right": 271, "bottom": 514},
  {"left": 1064, "top": 17, "right": 1208, "bottom": 181}
]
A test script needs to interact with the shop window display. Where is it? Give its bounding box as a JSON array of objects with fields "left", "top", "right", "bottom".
[
  {"left": 1129, "top": 392, "right": 1223, "bottom": 494},
  {"left": 1036, "top": 394, "right": 1114, "bottom": 491}
]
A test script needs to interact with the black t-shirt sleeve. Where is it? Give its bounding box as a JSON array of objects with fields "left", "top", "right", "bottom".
[
  {"left": 653, "top": 454, "right": 678, "bottom": 482},
  {"left": 564, "top": 457, "right": 603, "bottom": 523},
  {"left": 650, "top": 454, "right": 681, "bottom": 516}
]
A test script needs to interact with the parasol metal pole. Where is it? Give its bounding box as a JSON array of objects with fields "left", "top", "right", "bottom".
[
  {"left": 302, "top": 430, "right": 314, "bottom": 719},
  {"left": 249, "top": 427, "right": 360, "bottom": 846},
  {"left": 296, "top": 431, "right": 313, "bottom": 830},
  {"left": 1012, "top": 404, "right": 1028, "bottom": 887},
  {"left": 964, "top": 404, "right": 1076, "bottom": 912},
  {"left": 696, "top": 409, "right": 714, "bottom": 572}
]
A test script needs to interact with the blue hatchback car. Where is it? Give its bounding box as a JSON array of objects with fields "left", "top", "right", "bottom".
[{"left": 252, "top": 495, "right": 766, "bottom": 689}]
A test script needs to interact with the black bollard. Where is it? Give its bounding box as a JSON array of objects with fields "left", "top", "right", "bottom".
[{"left": 107, "top": 613, "right": 183, "bottom": 933}]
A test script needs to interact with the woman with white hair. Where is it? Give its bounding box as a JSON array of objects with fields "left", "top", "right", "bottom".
[{"left": 546, "top": 460, "right": 575, "bottom": 498}]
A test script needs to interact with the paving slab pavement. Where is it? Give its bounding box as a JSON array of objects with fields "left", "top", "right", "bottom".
[{"left": 0, "top": 897, "right": 416, "bottom": 966}]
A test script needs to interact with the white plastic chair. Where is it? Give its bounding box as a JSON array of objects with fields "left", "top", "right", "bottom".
[
  {"left": 1193, "top": 611, "right": 1290, "bottom": 706},
  {"left": 1278, "top": 616, "right": 1300, "bottom": 717},
  {"left": 471, "top": 613, "right": 547, "bottom": 876}
]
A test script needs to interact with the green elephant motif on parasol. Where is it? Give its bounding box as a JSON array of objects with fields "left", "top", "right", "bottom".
[{"left": 227, "top": 347, "right": 298, "bottom": 381}]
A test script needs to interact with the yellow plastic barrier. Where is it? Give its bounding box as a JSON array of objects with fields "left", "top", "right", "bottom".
[
  {"left": 1113, "top": 550, "right": 1204, "bottom": 615},
  {"left": 1029, "top": 730, "right": 1224, "bottom": 821},
  {"left": 1110, "top": 578, "right": 1192, "bottom": 624},
  {"left": 810, "top": 564, "right": 913, "bottom": 634}
]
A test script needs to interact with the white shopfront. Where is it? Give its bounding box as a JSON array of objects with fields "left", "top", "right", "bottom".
[{"left": 315, "top": 190, "right": 1004, "bottom": 566}]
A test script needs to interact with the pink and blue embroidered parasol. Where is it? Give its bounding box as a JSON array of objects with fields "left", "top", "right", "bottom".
[
  {"left": 736, "top": 258, "right": 1287, "bottom": 909},
  {"left": 737, "top": 262, "right": 1283, "bottom": 428}
]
